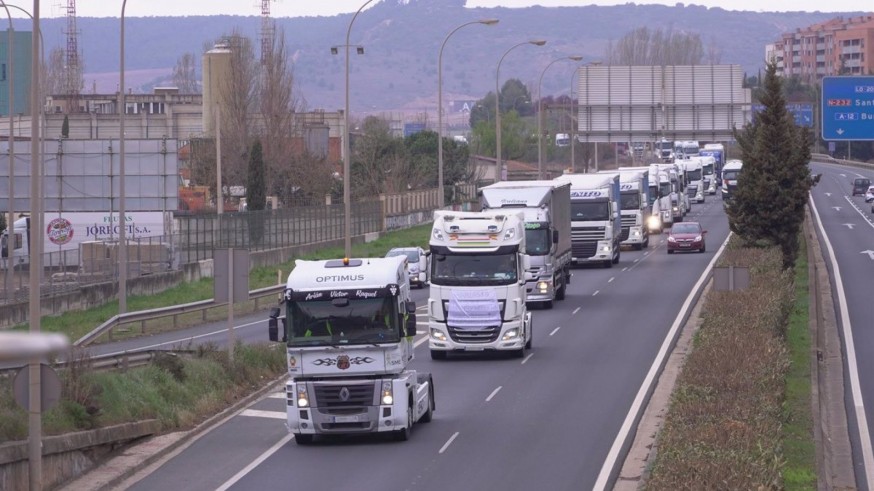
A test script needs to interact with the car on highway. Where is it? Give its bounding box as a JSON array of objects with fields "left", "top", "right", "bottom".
[
  {"left": 852, "top": 178, "right": 871, "bottom": 196},
  {"left": 386, "top": 246, "right": 430, "bottom": 288},
  {"left": 666, "top": 221, "right": 707, "bottom": 254},
  {"left": 865, "top": 185, "right": 874, "bottom": 203}
]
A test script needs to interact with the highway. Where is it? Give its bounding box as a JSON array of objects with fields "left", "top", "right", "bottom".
[
  {"left": 809, "top": 160, "right": 874, "bottom": 490},
  {"left": 92, "top": 196, "right": 734, "bottom": 491}
]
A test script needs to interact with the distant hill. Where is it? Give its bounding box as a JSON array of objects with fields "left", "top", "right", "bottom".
[{"left": 21, "top": 0, "right": 862, "bottom": 115}]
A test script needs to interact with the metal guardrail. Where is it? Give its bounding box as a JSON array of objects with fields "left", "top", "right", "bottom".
[
  {"left": 74, "top": 284, "right": 286, "bottom": 347},
  {"left": 811, "top": 153, "right": 874, "bottom": 171},
  {"left": 0, "top": 349, "right": 194, "bottom": 376}
]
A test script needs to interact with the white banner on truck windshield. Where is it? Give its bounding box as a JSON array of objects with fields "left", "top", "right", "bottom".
[{"left": 447, "top": 289, "right": 501, "bottom": 330}]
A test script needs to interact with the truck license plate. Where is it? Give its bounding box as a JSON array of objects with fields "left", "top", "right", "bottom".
[
  {"left": 465, "top": 346, "right": 485, "bottom": 351},
  {"left": 333, "top": 415, "right": 360, "bottom": 423}
]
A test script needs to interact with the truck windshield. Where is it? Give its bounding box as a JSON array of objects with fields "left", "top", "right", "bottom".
[
  {"left": 723, "top": 170, "right": 740, "bottom": 181},
  {"left": 620, "top": 192, "right": 640, "bottom": 210},
  {"left": 659, "top": 182, "right": 671, "bottom": 198},
  {"left": 683, "top": 145, "right": 699, "bottom": 156},
  {"left": 571, "top": 201, "right": 609, "bottom": 221},
  {"left": 525, "top": 228, "right": 551, "bottom": 256},
  {"left": 648, "top": 186, "right": 658, "bottom": 206},
  {"left": 686, "top": 169, "right": 702, "bottom": 181},
  {"left": 287, "top": 296, "right": 400, "bottom": 346},
  {"left": 431, "top": 253, "right": 518, "bottom": 286},
  {"left": 703, "top": 163, "right": 714, "bottom": 176}
]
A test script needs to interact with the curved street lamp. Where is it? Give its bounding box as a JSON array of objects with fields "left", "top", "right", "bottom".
[
  {"left": 119, "top": 0, "right": 129, "bottom": 314},
  {"left": 0, "top": 2, "right": 14, "bottom": 300},
  {"left": 437, "top": 18, "right": 497, "bottom": 208},
  {"left": 537, "top": 55, "right": 582, "bottom": 179},
  {"left": 496, "top": 39, "right": 545, "bottom": 182},
  {"left": 337, "top": 0, "right": 377, "bottom": 258}
]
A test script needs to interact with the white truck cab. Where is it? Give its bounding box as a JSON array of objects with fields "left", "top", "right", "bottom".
[
  {"left": 267, "top": 256, "right": 435, "bottom": 444},
  {"left": 427, "top": 210, "right": 533, "bottom": 359}
]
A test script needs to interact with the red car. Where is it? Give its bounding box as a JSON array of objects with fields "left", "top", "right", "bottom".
[{"left": 667, "top": 222, "right": 707, "bottom": 253}]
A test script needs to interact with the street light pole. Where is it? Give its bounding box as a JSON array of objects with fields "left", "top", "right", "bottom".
[
  {"left": 570, "top": 63, "right": 581, "bottom": 173},
  {"left": 537, "top": 55, "right": 581, "bottom": 179},
  {"left": 495, "top": 39, "right": 545, "bottom": 182},
  {"left": 28, "top": 2, "right": 41, "bottom": 489},
  {"left": 438, "top": 18, "right": 497, "bottom": 208},
  {"left": 340, "top": 0, "right": 376, "bottom": 259},
  {"left": 118, "top": 0, "right": 128, "bottom": 314},
  {"left": 1, "top": 2, "right": 14, "bottom": 299}
]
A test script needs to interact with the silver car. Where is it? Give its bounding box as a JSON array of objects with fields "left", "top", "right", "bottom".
[{"left": 385, "top": 247, "right": 430, "bottom": 288}]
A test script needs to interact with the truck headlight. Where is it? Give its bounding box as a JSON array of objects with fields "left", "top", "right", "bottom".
[
  {"left": 600, "top": 244, "right": 611, "bottom": 252},
  {"left": 381, "top": 380, "right": 394, "bottom": 405},
  {"left": 296, "top": 386, "right": 309, "bottom": 408},
  {"left": 536, "top": 281, "right": 549, "bottom": 292},
  {"left": 502, "top": 328, "right": 519, "bottom": 341},
  {"left": 647, "top": 216, "right": 661, "bottom": 229},
  {"left": 432, "top": 228, "right": 444, "bottom": 241},
  {"left": 430, "top": 328, "right": 447, "bottom": 341}
]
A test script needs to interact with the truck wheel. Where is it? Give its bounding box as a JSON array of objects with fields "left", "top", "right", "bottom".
[
  {"left": 395, "top": 405, "right": 413, "bottom": 441},
  {"left": 512, "top": 347, "right": 525, "bottom": 358},
  {"left": 420, "top": 385, "right": 435, "bottom": 423},
  {"left": 525, "top": 328, "right": 532, "bottom": 350},
  {"left": 294, "top": 434, "right": 314, "bottom": 445},
  {"left": 430, "top": 350, "right": 447, "bottom": 361},
  {"left": 612, "top": 249, "right": 620, "bottom": 264},
  {"left": 555, "top": 282, "right": 566, "bottom": 301},
  {"left": 633, "top": 243, "right": 643, "bottom": 251}
]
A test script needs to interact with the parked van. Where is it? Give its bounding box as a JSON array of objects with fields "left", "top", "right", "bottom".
[{"left": 721, "top": 160, "right": 743, "bottom": 201}]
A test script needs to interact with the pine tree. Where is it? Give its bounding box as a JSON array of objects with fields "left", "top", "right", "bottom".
[
  {"left": 727, "top": 61, "right": 812, "bottom": 269},
  {"left": 61, "top": 116, "right": 69, "bottom": 139}
]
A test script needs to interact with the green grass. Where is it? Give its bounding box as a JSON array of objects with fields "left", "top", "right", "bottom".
[
  {"left": 782, "top": 234, "right": 817, "bottom": 490},
  {"left": 16, "top": 224, "right": 432, "bottom": 343},
  {"left": 0, "top": 343, "right": 286, "bottom": 443}
]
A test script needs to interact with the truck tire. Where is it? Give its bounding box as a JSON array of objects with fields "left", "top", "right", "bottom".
[
  {"left": 395, "top": 404, "right": 413, "bottom": 441},
  {"left": 555, "top": 281, "right": 566, "bottom": 301},
  {"left": 612, "top": 248, "right": 620, "bottom": 264},
  {"left": 430, "top": 350, "right": 447, "bottom": 361},
  {"left": 294, "top": 434, "right": 314, "bottom": 445},
  {"left": 420, "top": 383, "right": 435, "bottom": 423},
  {"left": 525, "top": 327, "right": 532, "bottom": 350}
]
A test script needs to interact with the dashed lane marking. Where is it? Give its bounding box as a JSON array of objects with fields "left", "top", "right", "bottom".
[
  {"left": 239, "top": 409, "right": 286, "bottom": 420},
  {"left": 439, "top": 432, "right": 460, "bottom": 454},
  {"left": 486, "top": 386, "right": 502, "bottom": 402},
  {"left": 550, "top": 326, "right": 561, "bottom": 336}
]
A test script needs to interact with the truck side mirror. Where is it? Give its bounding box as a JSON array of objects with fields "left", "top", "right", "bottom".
[
  {"left": 405, "top": 300, "right": 416, "bottom": 314},
  {"left": 552, "top": 230, "right": 559, "bottom": 244},
  {"left": 268, "top": 307, "right": 282, "bottom": 342},
  {"left": 404, "top": 314, "right": 417, "bottom": 336},
  {"left": 521, "top": 254, "right": 531, "bottom": 273}
]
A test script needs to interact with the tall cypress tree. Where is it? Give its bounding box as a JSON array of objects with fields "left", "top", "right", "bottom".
[
  {"left": 727, "top": 61, "right": 812, "bottom": 269},
  {"left": 246, "top": 139, "right": 267, "bottom": 211}
]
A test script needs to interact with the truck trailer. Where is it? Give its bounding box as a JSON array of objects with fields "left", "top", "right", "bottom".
[
  {"left": 481, "top": 180, "right": 572, "bottom": 308},
  {"left": 267, "top": 255, "right": 435, "bottom": 444}
]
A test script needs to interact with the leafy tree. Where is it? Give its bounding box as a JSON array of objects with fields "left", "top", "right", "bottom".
[
  {"left": 606, "top": 27, "right": 704, "bottom": 65},
  {"left": 727, "top": 61, "right": 812, "bottom": 269},
  {"left": 351, "top": 116, "right": 408, "bottom": 197}
]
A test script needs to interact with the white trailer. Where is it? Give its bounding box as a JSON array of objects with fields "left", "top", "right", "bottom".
[{"left": 554, "top": 173, "right": 622, "bottom": 267}]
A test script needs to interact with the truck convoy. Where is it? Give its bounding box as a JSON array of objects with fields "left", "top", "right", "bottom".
[
  {"left": 267, "top": 255, "right": 435, "bottom": 444},
  {"left": 608, "top": 168, "right": 651, "bottom": 250},
  {"left": 427, "top": 210, "right": 533, "bottom": 359},
  {"left": 554, "top": 173, "right": 622, "bottom": 267},
  {"left": 481, "top": 181, "right": 571, "bottom": 309}
]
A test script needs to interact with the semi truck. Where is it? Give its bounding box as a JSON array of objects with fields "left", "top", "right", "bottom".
[
  {"left": 554, "top": 173, "right": 621, "bottom": 267},
  {"left": 680, "top": 158, "right": 706, "bottom": 203},
  {"left": 266, "top": 255, "right": 435, "bottom": 444},
  {"left": 653, "top": 163, "right": 687, "bottom": 222},
  {"left": 607, "top": 168, "right": 652, "bottom": 249},
  {"left": 427, "top": 210, "right": 533, "bottom": 359},
  {"left": 699, "top": 144, "right": 724, "bottom": 194},
  {"left": 481, "top": 180, "right": 572, "bottom": 309},
  {"left": 648, "top": 165, "right": 676, "bottom": 233}
]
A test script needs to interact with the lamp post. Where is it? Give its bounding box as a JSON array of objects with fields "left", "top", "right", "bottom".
[
  {"left": 334, "top": 0, "right": 376, "bottom": 259},
  {"left": 495, "top": 39, "right": 545, "bottom": 182},
  {"left": 537, "top": 55, "right": 581, "bottom": 179},
  {"left": 27, "top": 2, "right": 41, "bottom": 489},
  {"left": 438, "top": 18, "right": 497, "bottom": 209},
  {"left": 118, "top": 0, "right": 129, "bottom": 314},
  {"left": 1, "top": 2, "right": 14, "bottom": 299}
]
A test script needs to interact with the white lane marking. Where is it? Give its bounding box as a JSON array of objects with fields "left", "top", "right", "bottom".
[
  {"left": 593, "top": 231, "right": 731, "bottom": 491},
  {"left": 485, "top": 386, "right": 502, "bottom": 402},
  {"left": 622, "top": 267, "right": 629, "bottom": 272},
  {"left": 239, "top": 409, "right": 286, "bottom": 420},
  {"left": 592, "top": 290, "right": 600, "bottom": 296},
  {"left": 572, "top": 307, "right": 581, "bottom": 315},
  {"left": 102, "top": 319, "right": 265, "bottom": 356},
  {"left": 414, "top": 334, "right": 429, "bottom": 348},
  {"left": 416, "top": 322, "right": 429, "bottom": 326},
  {"left": 844, "top": 223, "right": 856, "bottom": 230},
  {"left": 549, "top": 326, "right": 561, "bottom": 336},
  {"left": 608, "top": 277, "right": 615, "bottom": 283},
  {"left": 215, "top": 433, "right": 295, "bottom": 491},
  {"left": 439, "top": 432, "right": 460, "bottom": 454},
  {"left": 633, "top": 258, "right": 639, "bottom": 263},
  {"left": 267, "top": 392, "right": 285, "bottom": 399},
  {"left": 843, "top": 195, "right": 874, "bottom": 230},
  {"left": 521, "top": 353, "right": 534, "bottom": 365},
  {"left": 811, "top": 196, "right": 874, "bottom": 486},
  {"left": 416, "top": 305, "right": 428, "bottom": 311}
]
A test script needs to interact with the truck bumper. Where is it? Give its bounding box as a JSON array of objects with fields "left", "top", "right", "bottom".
[
  {"left": 428, "top": 319, "right": 526, "bottom": 352},
  {"left": 572, "top": 240, "right": 613, "bottom": 264},
  {"left": 525, "top": 278, "right": 555, "bottom": 303}
]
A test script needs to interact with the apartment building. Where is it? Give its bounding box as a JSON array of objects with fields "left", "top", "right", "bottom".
[{"left": 768, "top": 15, "right": 874, "bottom": 83}]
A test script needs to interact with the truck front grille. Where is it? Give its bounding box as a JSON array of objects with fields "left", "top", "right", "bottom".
[
  {"left": 313, "top": 383, "right": 375, "bottom": 408},
  {"left": 448, "top": 325, "right": 500, "bottom": 343},
  {"left": 572, "top": 227, "right": 602, "bottom": 258}
]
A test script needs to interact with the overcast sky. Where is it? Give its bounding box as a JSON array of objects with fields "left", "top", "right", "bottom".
[{"left": 25, "top": 0, "right": 869, "bottom": 19}]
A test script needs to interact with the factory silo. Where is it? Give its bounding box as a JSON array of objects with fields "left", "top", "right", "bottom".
[{"left": 202, "top": 42, "right": 233, "bottom": 136}]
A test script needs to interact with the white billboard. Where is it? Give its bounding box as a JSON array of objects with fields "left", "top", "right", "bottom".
[{"left": 575, "top": 65, "right": 752, "bottom": 143}]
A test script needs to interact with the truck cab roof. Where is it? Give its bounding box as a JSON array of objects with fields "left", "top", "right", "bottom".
[{"left": 286, "top": 256, "right": 407, "bottom": 292}]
